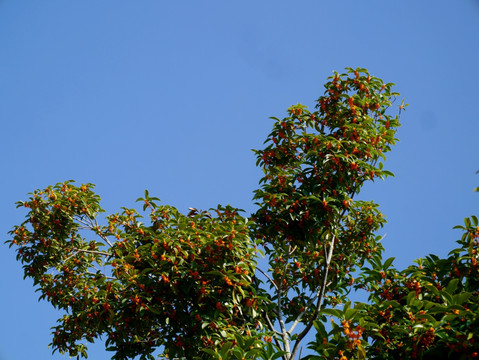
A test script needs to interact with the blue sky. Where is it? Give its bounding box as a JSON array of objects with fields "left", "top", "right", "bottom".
[{"left": 1, "top": 1, "right": 478, "bottom": 359}]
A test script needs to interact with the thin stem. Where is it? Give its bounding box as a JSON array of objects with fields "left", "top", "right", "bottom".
[
  {"left": 277, "top": 276, "right": 290, "bottom": 357},
  {"left": 256, "top": 267, "right": 278, "bottom": 291},
  {"left": 252, "top": 276, "right": 282, "bottom": 345},
  {"left": 73, "top": 248, "right": 111, "bottom": 257},
  {"left": 264, "top": 312, "right": 284, "bottom": 351},
  {"left": 73, "top": 214, "right": 114, "bottom": 248},
  {"left": 93, "top": 217, "right": 114, "bottom": 247},
  {"left": 290, "top": 235, "right": 336, "bottom": 360}
]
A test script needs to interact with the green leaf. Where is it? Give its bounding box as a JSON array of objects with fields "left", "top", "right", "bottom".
[
  {"left": 426, "top": 304, "right": 448, "bottom": 314},
  {"left": 271, "top": 350, "right": 288, "bottom": 360},
  {"left": 344, "top": 308, "right": 359, "bottom": 321},
  {"left": 446, "top": 278, "right": 459, "bottom": 294},
  {"left": 220, "top": 342, "right": 233, "bottom": 358},
  {"left": 383, "top": 257, "right": 395, "bottom": 270},
  {"left": 406, "top": 291, "right": 417, "bottom": 305},
  {"left": 357, "top": 343, "right": 366, "bottom": 360},
  {"left": 381, "top": 170, "right": 395, "bottom": 177},
  {"left": 452, "top": 292, "right": 471, "bottom": 305},
  {"left": 471, "top": 215, "right": 478, "bottom": 226},
  {"left": 417, "top": 313, "right": 436, "bottom": 323},
  {"left": 321, "top": 308, "right": 341, "bottom": 318},
  {"left": 464, "top": 217, "right": 471, "bottom": 228},
  {"left": 440, "top": 290, "right": 453, "bottom": 305},
  {"left": 423, "top": 284, "right": 439, "bottom": 296},
  {"left": 312, "top": 320, "right": 327, "bottom": 337},
  {"left": 202, "top": 349, "right": 221, "bottom": 359}
]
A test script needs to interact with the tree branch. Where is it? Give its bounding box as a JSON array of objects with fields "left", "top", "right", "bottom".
[
  {"left": 73, "top": 248, "right": 111, "bottom": 257},
  {"left": 256, "top": 267, "right": 278, "bottom": 291},
  {"left": 290, "top": 235, "right": 336, "bottom": 360}
]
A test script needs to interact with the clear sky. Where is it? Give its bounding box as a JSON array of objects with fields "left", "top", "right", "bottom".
[{"left": 1, "top": 1, "right": 478, "bottom": 359}]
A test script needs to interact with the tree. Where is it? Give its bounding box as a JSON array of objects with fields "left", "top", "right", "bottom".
[
  {"left": 305, "top": 214, "right": 479, "bottom": 360},
  {"left": 7, "top": 68, "right": 478, "bottom": 359}
]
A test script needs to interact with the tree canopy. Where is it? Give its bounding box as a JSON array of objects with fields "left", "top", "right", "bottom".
[{"left": 7, "top": 68, "right": 479, "bottom": 359}]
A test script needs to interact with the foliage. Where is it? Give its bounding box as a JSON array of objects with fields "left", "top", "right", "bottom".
[
  {"left": 250, "top": 67, "right": 400, "bottom": 358},
  {"left": 7, "top": 68, "right": 478, "bottom": 359},
  {"left": 7, "top": 184, "right": 266, "bottom": 359},
  {"left": 306, "top": 215, "right": 479, "bottom": 359}
]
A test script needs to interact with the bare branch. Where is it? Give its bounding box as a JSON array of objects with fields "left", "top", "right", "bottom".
[
  {"left": 73, "top": 214, "right": 114, "bottom": 248},
  {"left": 277, "top": 279, "right": 290, "bottom": 356},
  {"left": 62, "top": 250, "right": 81, "bottom": 264},
  {"left": 73, "top": 248, "right": 111, "bottom": 257},
  {"left": 290, "top": 235, "right": 336, "bottom": 360},
  {"left": 256, "top": 267, "right": 278, "bottom": 291},
  {"left": 93, "top": 217, "right": 114, "bottom": 247},
  {"left": 264, "top": 312, "right": 282, "bottom": 337}
]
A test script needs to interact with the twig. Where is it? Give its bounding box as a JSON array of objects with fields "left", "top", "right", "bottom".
[
  {"left": 256, "top": 267, "right": 278, "bottom": 290},
  {"left": 290, "top": 235, "right": 336, "bottom": 360},
  {"left": 73, "top": 248, "right": 111, "bottom": 257}
]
